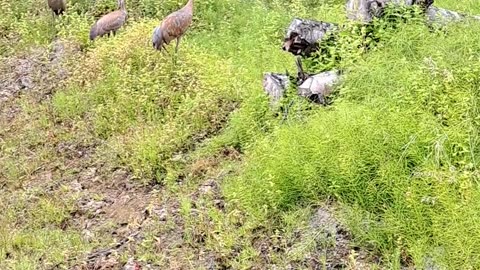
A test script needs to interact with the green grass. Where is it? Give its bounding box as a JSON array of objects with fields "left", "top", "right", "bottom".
[
  {"left": 225, "top": 6, "right": 480, "bottom": 268},
  {"left": 2, "top": 0, "right": 480, "bottom": 268}
]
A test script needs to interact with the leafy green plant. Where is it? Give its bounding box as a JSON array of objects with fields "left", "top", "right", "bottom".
[{"left": 3, "top": 0, "right": 480, "bottom": 269}]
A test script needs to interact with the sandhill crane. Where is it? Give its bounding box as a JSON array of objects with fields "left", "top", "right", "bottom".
[
  {"left": 152, "top": 0, "right": 194, "bottom": 54},
  {"left": 89, "top": 0, "right": 128, "bottom": 41},
  {"left": 47, "top": 0, "right": 66, "bottom": 16}
]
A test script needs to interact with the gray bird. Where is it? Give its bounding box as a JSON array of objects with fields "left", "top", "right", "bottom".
[
  {"left": 90, "top": 0, "right": 128, "bottom": 41},
  {"left": 47, "top": 0, "right": 66, "bottom": 16},
  {"left": 152, "top": 0, "right": 194, "bottom": 54}
]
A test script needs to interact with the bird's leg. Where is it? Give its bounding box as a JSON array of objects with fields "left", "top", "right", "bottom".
[
  {"left": 51, "top": 12, "right": 57, "bottom": 37},
  {"left": 175, "top": 36, "right": 182, "bottom": 54},
  {"left": 161, "top": 44, "right": 170, "bottom": 56},
  {"left": 173, "top": 37, "right": 182, "bottom": 65}
]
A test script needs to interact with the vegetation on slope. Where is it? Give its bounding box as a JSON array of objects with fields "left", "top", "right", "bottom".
[{"left": 1, "top": 0, "right": 480, "bottom": 269}]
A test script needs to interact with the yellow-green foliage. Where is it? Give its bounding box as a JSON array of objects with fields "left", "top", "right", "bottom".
[
  {"left": 227, "top": 10, "right": 480, "bottom": 269},
  {"left": 52, "top": 20, "right": 239, "bottom": 182},
  {"left": 0, "top": 189, "right": 91, "bottom": 269},
  {"left": 3, "top": 0, "right": 480, "bottom": 268}
]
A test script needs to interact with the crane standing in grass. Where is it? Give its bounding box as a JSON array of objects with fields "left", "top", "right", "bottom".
[
  {"left": 152, "top": 0, "right": 194, "bottom": 54},
  {"left": 47, "top": 0, "right": 66, "bottom": 17},
  {"left": 89, "top": 0, "right": 128, "bottom": 41}
]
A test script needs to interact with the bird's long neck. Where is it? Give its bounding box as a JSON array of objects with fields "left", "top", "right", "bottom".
[
  {"left": 185, "top": 0, "right": 194, "bottom": 12},
  {"left": 118, "top": 0, "right": 126, "bottom": 11}
]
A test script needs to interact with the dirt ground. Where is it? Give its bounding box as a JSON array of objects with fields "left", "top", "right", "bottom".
[{"left": 0, "top": 40, "right": 379, "bottom": 270}]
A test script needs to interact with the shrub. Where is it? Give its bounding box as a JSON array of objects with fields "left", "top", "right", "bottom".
[{"left": 226, "top": 17, "right": 480, "bottom": 268}]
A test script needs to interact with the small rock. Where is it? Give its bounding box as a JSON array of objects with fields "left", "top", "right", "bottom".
[
  {"left": 310, "top": 208, "right": 337, "bottom": 235},
  {"left": 158, "top": 211, "right": 167, "bottom": 221},
  {"left": 171, "top": 154, "right": 184, "bottom": 162},
  {"left": 199, "top": 185, "right": 213, "bottom": 194},
  {"left": 82, "top": 229, "right": 94, "bottom": 242},
  {"left": 93, "top": 257, "right": 119, "bottom": 269},
  {"left": 70, "top": 180, "right": 83, "bottom": 192},
  {"left": 199, "top": 179, "right": 219, "bottom": 195},
  {"left": 214, "top": 199, "right": 225, "bottom": 209},
  {"left": 152, "top": 207, "right": 167, "bottom": 221},
  {"left": 19, "top": 77, "right": 33, "bottom": 89},
  {"left": 124, "top": 257, "right": 141, "bottom": 270}
]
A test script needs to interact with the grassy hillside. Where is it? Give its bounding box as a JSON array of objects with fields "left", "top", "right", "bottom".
[{"left": 1, "top": 0, "right": 480, "bottom": 269}]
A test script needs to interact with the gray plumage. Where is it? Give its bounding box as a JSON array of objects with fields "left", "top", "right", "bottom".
[
  {"left": 152, "top": 26, "right": 165, "bottom": 50},
  {"left": 90, "top": 0, "right": 127, "bottom": 41},
  {"left": 47, "top": 0, "right": 66, "bottom": 16}
]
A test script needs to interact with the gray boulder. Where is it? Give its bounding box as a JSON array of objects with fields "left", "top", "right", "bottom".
[
  {"left": 346, "top": 0, "right": 434, "bottom": 24},
  {"left": 282, "top": 18, "right": 338, "bottom": 56}
]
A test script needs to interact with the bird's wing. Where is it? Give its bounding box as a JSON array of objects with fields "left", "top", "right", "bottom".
[
  {"left": 160, "top": 14, "right": 180, "bottom": 41},
  {"left": 176, "top": 12, "right": 193, "bottom": 32},
  {"left": 98, "top": 11, "right": 127, "bottom": 34},
  {"left": 48, "top": 0, "right": 66, "bottom": 11},
  {"left": 160, "top": 11, "right": 191, "bottom": 40}
]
